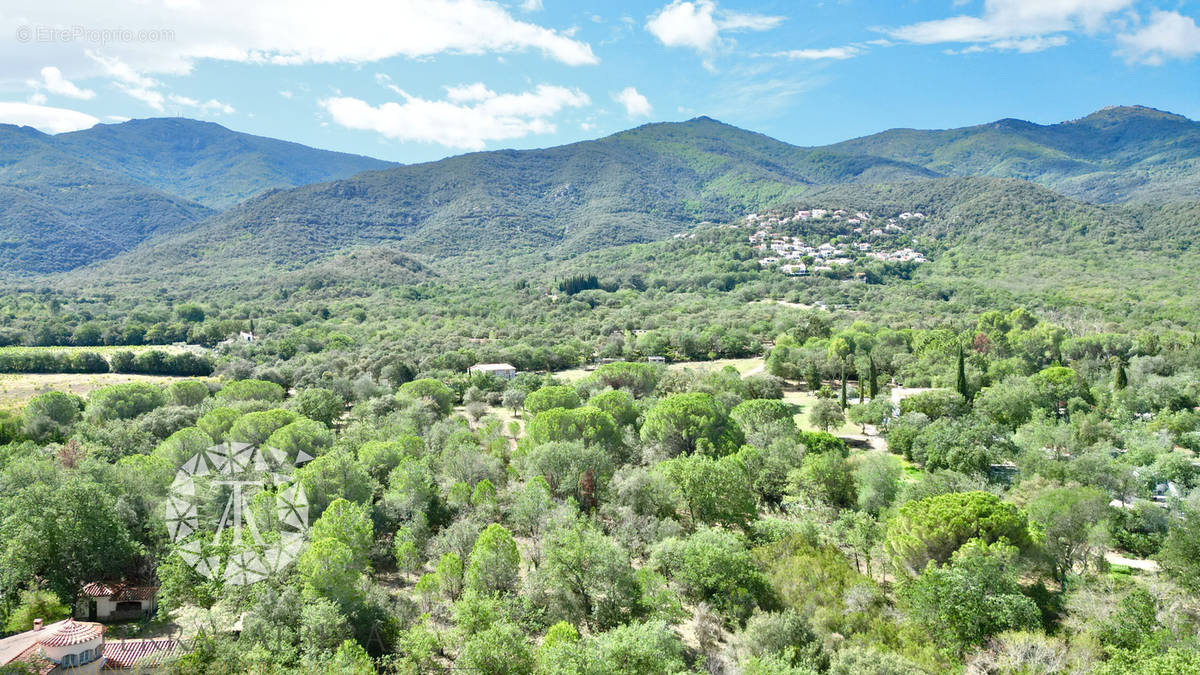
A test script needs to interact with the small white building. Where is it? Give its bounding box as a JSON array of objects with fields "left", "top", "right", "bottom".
[
  {"left": 468, "top": 363, "right": 517, "bottom": 380},
  {"left": 647, "top": 356, "right": 666, "bottom": 364}
]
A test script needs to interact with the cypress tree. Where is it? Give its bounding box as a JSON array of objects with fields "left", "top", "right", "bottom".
[
  {"left": 840, "top": 362, "right": 848, "bottom": 409},
  {"left": 1115, "top": 361, "right": 1128, "bottom": 391},
  {"left": 956, "top": 346, "right": 969, "bottom": 400}
]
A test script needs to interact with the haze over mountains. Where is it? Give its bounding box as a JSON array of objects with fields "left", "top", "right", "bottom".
[{"left": 2, "top": 105, "right": 1197, "bottom": 278}]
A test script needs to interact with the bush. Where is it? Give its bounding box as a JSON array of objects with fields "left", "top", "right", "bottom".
[
  {"left": 167, "top": 380, "right": 211, "bottom": 407},
  {"left": 397, "top": 379, "right": 455, "bottom": 416},
  {"left": 23, "top": 391, "right": 83, "bottom": 443},
  {"left": 85, "top": 382, "right": 166, "bottom": 422},
  {"left": 524, "top": 385, "right": 581, "bottom": 416},
  {"left": 216, "top": 379, "right": 285, "bottom": 403},
  {"left": 291, "top": 387, "right": 345, "bottom": 427},
  {"left": 594, "top": 361, "right": 661, "bottom": 397},
  {"left": 898, "top": 389, "right": 968, "bottom": 420},
  {"left": 229, "top": 409, "right": 298, "bottom": 446},
  {"left": 650, "top": 527, "right": 774, "bottom": 623},
  {"left": 886, "top": 491, "right": 1032, "bottom": 577}
]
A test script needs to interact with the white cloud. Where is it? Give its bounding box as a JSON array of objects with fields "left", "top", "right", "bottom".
[
  {"left": 646, "top": 0, "right": 783, "bottom": 53},
  {"left": 0, "top": 101, "right": 99, "bottom": 133},
  {"left": 279, "top": 90, "right": 294, "bottom": 99},
  {"left": 27, "top": 66, "right": 96, "bottom": 100},
  {"left": 521, "top": 0, "right": 543, "bottom": 10},
  {"left": 1117, "top": 11, "right": 1200, "bottom": 65},
  {"left": 87, "top": 51, "right": 166, "bottom": 110},
  {"left": 87, "top": 51, "right": 233, "bottom": 114},
  {"left": 773, "top": 46, "right": 863, "bottom": 60},
  {"left": 613, "top": 86, "right": 652, "bottom": 117},
  {"left": 886, "top": 0, "right": 1133, "bottom": 52},
  {"left": 445, "top": 82, "right": 495, "bottom": 103},
  {"left": 0, "top": 0, "right": 597, "bottom": 80},
  {"left": 320, "top": 83, "right": 590, "bottom": 149},
  {"left": 168, "top": 95, "right": 235, "bottom": 114}
]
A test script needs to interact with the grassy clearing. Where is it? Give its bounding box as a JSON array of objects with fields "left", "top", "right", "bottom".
[
  {"left": 0, "top": 372, "right": 201, "bottom": 410},
  {"left": 554, "top": 356, "right": 765, "bottom": 383},
  {"left": 783, "top": 389, "right": 862, "bottom": 437}
]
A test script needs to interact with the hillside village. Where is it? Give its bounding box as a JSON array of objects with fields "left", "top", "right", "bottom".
[{"left": 745, "top": 208, "right": 928, "bottom": 276}]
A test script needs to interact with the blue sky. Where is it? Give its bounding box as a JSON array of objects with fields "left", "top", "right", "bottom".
[{"left": 0, "top": 0, "right": 1198, "bottom": 163}]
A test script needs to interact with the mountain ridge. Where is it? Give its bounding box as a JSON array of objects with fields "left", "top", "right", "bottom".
[
  {"left": 54, "top": 117, "right": 395, "bottom": 209},
  {"left": 6, "top": 105, "right": 1199, "bottom": 278},
  {"left": 827, "top": 105, "right": 1200, "bottom": 203},
  {"left": 68, "top": 114, "right": 939, "bottom": 283},
  {"left": 0, "top": 118, "right": 394, "bottom": 273}
]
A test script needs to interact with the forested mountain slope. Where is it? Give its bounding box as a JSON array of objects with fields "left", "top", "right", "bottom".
[
  {"left": 76, "top": 116, "right": 936, "bottom": 279},
  {"left": 54, "top": 118, "right": 394, "bottom": 209},
  {"left": 9, "top": 107, "right": 1198, "bottom": 278},
  {"left": 825, "top": 106, "right": 1200, "bottom": 203},
  {"left": 0, "top": 118, "right": 392, "bottom": 273},
  {"left": 0, "top": 124, "right": 214, "bottom": 274}
]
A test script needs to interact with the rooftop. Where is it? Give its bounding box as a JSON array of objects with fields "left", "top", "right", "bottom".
[
  {"left": 82, "top": 582, "right": 159, "bottom": 602},
  {"left": 38, "top": 619, "right": 104, "bottom": 647},
  {"left": 103, "top": 638, "right": 180, "bottom": 669}
]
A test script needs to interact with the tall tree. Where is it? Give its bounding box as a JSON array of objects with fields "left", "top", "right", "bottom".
[{"left": 955, "top": 346, "right": 970, "bottom": 401}]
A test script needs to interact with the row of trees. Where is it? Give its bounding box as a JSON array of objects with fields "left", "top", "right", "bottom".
[{"left": 0, "top": 349, "right": 213, "bottom": 376}]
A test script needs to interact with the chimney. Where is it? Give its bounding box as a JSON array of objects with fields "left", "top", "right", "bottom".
[{"left": 32, "top": 618, "right": 42, "bottom": 631}]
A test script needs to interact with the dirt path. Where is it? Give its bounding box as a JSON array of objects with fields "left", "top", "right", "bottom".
[
  {"left": 1105, "top": 552, "right": 1160, "bottom": 572},
  {"left": 842, "top": 428, "right": 888, "bottom": 453}
]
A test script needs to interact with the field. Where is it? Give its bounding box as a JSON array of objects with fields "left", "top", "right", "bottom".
[
  {"left": 0, "top": 372, "right": 202, "bottom": 410},
  {"left": 554, "top": 356, "right": 765, "bottom": 383}
]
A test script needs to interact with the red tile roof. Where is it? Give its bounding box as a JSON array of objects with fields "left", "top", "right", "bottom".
[
  {"left": 37, "top": 619, "right": 103, "bottom": 647},
  {"left": 81, "top": 582, "right": 159, "bottom": 602},
  {"left": 102, "top": 639, "right": 180, "bottom": 669},
  {"left": 9, "top": 644, "right": 54, "bottom": 675}
]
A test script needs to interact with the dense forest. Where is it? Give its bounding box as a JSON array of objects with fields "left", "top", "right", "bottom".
[
  {"left": 3, "top": 302, "right": 1200, "bottom": 674},
  {"left": 1, "top": 106, "right": 1200, "bottom": 674}
]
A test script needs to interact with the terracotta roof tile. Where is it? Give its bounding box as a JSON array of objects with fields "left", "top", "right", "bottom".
[
  {"left": 37, "top": 619, "right": 103, "bottom": 647},
  {"left": 81, "top": 582, "right": 159, "bottom": 602},
  {"left": 102, "top": 639, "right": 180, "bottom": 669}
]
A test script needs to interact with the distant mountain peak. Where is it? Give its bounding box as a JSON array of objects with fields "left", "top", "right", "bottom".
[{"left": 1074, "top": 105, "right": 1193, "bottom": 124}]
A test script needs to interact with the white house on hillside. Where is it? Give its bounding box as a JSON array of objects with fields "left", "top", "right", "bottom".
[{"left": 468, "top": 363, "right": 517, "bottom": 380}]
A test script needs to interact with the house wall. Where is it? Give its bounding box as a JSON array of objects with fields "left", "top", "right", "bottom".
[{"left": 94, "top": 597, "right": 153, "bottom": 619}]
